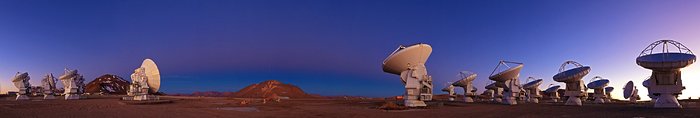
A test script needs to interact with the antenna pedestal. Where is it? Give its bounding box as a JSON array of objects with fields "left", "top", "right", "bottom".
[
  {"left": 464, "top": 97, "right": 474, "bottom": 103},
  {"left": 43, "top": 94, "right": 56, "bottom": 100},
  {"left": 399, "top": 66, "right": 432, "bottom": 107},
  {"left": 592, "top": 89, "right": 606, "bottom": 104},
  {"left": 502, "top": 91, "right": 517, "bottom": 105},
  {"left": 547, "top": 91, "right": 560, "bottom": 103},
  {"left": 15, "top": 94, "right": 29, "bottom": 100},
  {"left": 646, "top": 71, "right": 684, "bottom": 108},
  {"left": 605, "top": 92, "right": 613, "bottom": 102},
  {"left": 15, "top": 88, "right": 29, "bottom": 100},
  {"left": 527, "top": 89, "right": 542, "bottom": 103},
  {"left": 494, "top": 88, "right": 503, "bottom": 103},
  {"left": 463, "top": 87, "right": 475, "bottom": 103},
  {"left": 649, "top": 84, "right": 683, "bottom": 108},
  {"left": 655, "top": 94, "right": 681, "bottom": 108},
  {"left": 64, "top": 87, "right": 80, "bottom": 100},
  {"left": 564, "top": 91, "right": 583, "bottom": 106},
  {"left": 43, "top": 90, "right": 56, "bottom": 100},
  {"left": 629, "top": 96, "right": 638, "bottom": 103}
]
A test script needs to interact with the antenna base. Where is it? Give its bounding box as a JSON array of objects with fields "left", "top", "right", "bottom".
[
  {"left": 65, "top": 94, "right": 80, "bottom": 100},
  {"left": 654, "top": 94, "right": 682, "bottom": 108},
  {"left": 564, "top": 91, "right": 584, "bottom": 106},
  {"left": 15, "top": 95, "right": 29, "bottom": 100},
  {"left": 43, "top": 95, "right": 56, "bottom": 100},
  {"left": 502, "top": 92, "right": 518, "bottom": 105},
  {"left": 464, "top": 97, "right": 474, "bottom": 103}
]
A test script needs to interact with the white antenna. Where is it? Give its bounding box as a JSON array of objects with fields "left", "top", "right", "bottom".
[
  {"left": 604, "top": 87, "right": 614, "bottom": 103},
  {"left": 382, "top": 43, "right": 433, "bottom": 107},
  {"left": 59, "top": 68, "right": 81, "bottom": 100},
  {"left": 544, "top": 84, "right": 561, "bottom": 103},
  {"left": 522, "top": 77, "right": 543, "bottom": 103},
  {"left": 623, "top": 81, "right": 639, "bottom": 103},
  {"left": 12, "top": 72, "right": 31, "bottom": 100},
  {"left": 637, "top": 39, "right": 694, "bottom": 108},
  {"left": 41, "top": 73, "right": 57, "bottom": 99},
  {"left": 485, "top": 82, "right": 503, "bottom": 103},
  {"left": 488, "top": 60, "right": 524, "bottom": 105},
  {"left": 124, "top": 58, "right": 162, "bottom": 101},
  {"left": 452, "top": 71, "right": 477, "bottom": 103},
  {"left": 553, "top": 60, "right": 591, "bottom": 106},
  {"left": 586, "top": 76, "right": 610, "bottom": 104},
  {"left": 441, "top": 82, "right": 456, "bottom": 101}
]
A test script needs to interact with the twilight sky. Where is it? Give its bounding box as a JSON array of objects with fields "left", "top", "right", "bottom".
[{"left": 2, "top": 1, "right": 700, "bottom": 100}]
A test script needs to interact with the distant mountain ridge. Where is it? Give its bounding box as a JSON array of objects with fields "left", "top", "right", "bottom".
[
  {"left": 85, "top": 74, "right": 130, "bottom": 94},
  {"left": 177, "top": 80, "right": 318, "bottom": 99}
]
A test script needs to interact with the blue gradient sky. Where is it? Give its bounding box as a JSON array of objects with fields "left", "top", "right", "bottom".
[{"left": 2, "top": 1, "right": 700, "bottom": 100}]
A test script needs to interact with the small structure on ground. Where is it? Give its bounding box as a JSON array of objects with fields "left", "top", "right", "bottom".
[
  {"left": 41, "top": 74, "right": 57, "bottom": 99},
  {"left": 60, "top": 69, "right": 84, "bottom": 100},
  {"left": 587, "top": 76, "right": 610, "bottom": 104},
  {"left": 452, "top": 71, "right": 477, "bottom": 102},
  {"left": 522, "top": 77, "right": 543, "bottom": 103},
  {"left": 623, "top": 81, "right": 640, "bottom": 103},
  {"left": 12, "top": 72, "right": 31, "bottom": 100}
]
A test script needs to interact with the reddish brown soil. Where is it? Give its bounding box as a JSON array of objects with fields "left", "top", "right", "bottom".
[{"left": 1, "top": 96, "right": 699, "bottom": 118}]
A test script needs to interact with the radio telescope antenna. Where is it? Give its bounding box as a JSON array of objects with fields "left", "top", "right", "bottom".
[
  {"left": 123, "top": 58, "right": 162, "bottom": 101},
  {"left": 522, "top": 77, "right": 543, "bottom": 103},
  {"left": 553, "top": 60, "right": 590, "bottom": 106},
  {"left": 41, "top": 74, "right": 57, "bottom": 99},
  {"left": 488, "top": 60, "right": 524, "bottom": 105},
  {"left": 452, "top": 71, "right": 477, "bottom": 103},
  {"left": 12, "top": 72, "right": 31, "bottom": 100},
  {"left": 544, "top": 84, "right": 562, "bottom": 103},
  {"left": 604, "top": 87, "right": 614, "bottom": 103},
  {"left": 441, "top": 82, "right": 456, "bottom": 101},
  {"left": 485, "top": 81, "right": 503, "bottom": 103},
  {"left": 382, "top": 43, "right": 433, "bottom": 107},
  {"left": 623, "top": 81, "right": 640, "bottom": 103},
  {"left": 586, "top": 76, "right": 610, "bottom": 104},
  {"left": 636, "top": 39, "right": 695, "bottom": 108}
]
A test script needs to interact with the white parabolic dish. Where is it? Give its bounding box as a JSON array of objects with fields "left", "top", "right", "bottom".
[
  {"left": 486, "top": 83, "right": 499, "bottom": 90},
  {"left": 544, "top": 85, "right": 560, "bottom": 93},
  {"left": 587, "top": 79, "right": 610, "bottom": 89},
  {"left": 12, "top": 72, "right": 28, "bottom": 82},
  {"left": 553, "top": 67, "right": 590, "bottom": 82},
  {"left": 489, "top": 64, "right": 524, "bottom": 82},
  {"left": 623, "top": 81, "right": 634, "bottom": 99},
  {"left": 523, "top": 79, "right": 543, "bottom": 89},
  {"left": 452, "top": 73, "right": 477, "bottom": 87},
  {"left": 605, "top": 87, "right": 614, "bottom": 93},
  {"left": 142, "top": 59, "right": 161, "bottom": 93},
  {"left": 382, "top": 44, "right": 432, "bottom": 75}
]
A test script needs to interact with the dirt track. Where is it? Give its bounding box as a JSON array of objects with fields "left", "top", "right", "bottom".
[{"left": 1, "top": 96, "right": 699, "bottom": 118}]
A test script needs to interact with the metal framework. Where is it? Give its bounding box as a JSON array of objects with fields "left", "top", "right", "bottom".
[
  {"left": 589, "top": 76, "right": 605, "bottom": 83},
  {"left": 489, "top": 60, "right": 524, "bottom": 76},
  {"left": 639, "top": 39, "right": 693, "bottom": 57},
  {"left": 559, "top": 61, "right": 584, "bottom": 72}
]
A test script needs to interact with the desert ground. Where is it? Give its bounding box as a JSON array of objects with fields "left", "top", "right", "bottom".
[{"left": 1, "top": 95, "right": 700, "bottom": 118}]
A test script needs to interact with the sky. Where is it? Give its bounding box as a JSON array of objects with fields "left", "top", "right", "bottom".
[{"left": 1, "top": 1, "right": 700, "bottom": 100}]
